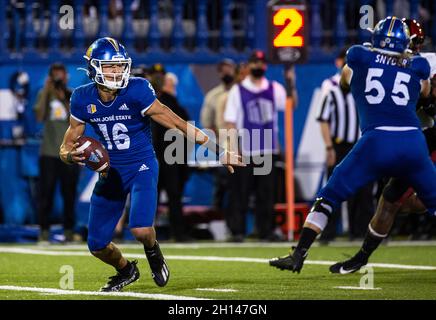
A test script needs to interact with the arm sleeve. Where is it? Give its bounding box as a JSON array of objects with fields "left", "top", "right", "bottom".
[
  {"left": 346, "top": 45, "right": 363, "bottom": 71},
  {"left": 137, "top": 79, "right": 157, "bottom": 116},
  {"left": 223, "top": 85, "right": 241, "bottom": 124},
  {"left": 273, "top": 81, "right": 287, "bottom": 112},
  {"left": 415, "top": 57, "right": 431, "bottom": 81},
  {"left": 69, "top": 90, "right": 85, "bottom": 123}
]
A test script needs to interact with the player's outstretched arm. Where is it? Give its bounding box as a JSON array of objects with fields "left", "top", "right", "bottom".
[
  {"left": 145, "top": 99, "right": 245, "bottom": 173},
  {"left": 59, "top": 116, "right": 86, "bottom": 166},
  {"left": 340, "top": 64, "right": 353, "bottom": 91}
]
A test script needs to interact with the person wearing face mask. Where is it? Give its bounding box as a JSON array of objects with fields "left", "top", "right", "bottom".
[
  {"left": 200, "top": 59, "right": 237, "bottom": 212},
  {"left": 223, "top": 50, "right": 287, "bottom": 242},
  {"left": 201, "top": 59, "right": 236, "bottom": 133}
]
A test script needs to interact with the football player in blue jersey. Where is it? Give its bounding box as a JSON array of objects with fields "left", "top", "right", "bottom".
[
  {"left": 59, "top": 37, "right": 243, "bottom": 292},
  {"left": 328, "top": 18, "right": 436, "bottom": 274},
  {"left": 269, "top": 17, "right": 436, "bottom": 273}
]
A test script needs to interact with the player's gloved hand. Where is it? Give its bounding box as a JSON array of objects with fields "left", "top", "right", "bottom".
[
  {"left": 67, "top": 142, "right": 86, "bottom": 166},
  {"left": 219, "top": 149, "right": 245, "bottom": 174}
]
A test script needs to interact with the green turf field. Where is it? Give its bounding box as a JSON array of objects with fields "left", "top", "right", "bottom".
[{"left": 0, "top": 242, "right": 435, "bottom": 300}]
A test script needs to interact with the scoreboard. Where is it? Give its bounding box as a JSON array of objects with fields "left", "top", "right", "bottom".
[{"left": 267, "top": 0, "right": 308, "bottom": 64}]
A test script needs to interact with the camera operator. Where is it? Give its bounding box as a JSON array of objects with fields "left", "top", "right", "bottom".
[{"left": 34, "top": 63, "right": 79, "bottom": 243}]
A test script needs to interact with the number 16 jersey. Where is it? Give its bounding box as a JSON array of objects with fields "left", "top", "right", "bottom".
[
  {"left": 347, "top": 45, "right": 431, "bottom": 133},
  {"left": 70, "top": 77, "right": 157, "bottom": 166}
]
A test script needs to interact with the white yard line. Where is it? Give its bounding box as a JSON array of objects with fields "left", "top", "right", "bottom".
[
  {"left": 0, "top": 285, "right": 209, "bottom": 300},
  {"left": 334, "top": 286, "right": 382, "bottom": 290},
  {"left": 1, "top": 247, "right": 436, "bottom": 271},
  {"left": 15, "top": 240, "right": 436, "bottom": 250},
  {"left": 195, "top": 288, "right": 238, "bottom": 292}
]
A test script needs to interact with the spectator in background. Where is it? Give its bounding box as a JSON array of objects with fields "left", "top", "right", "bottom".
[
  {"left": 317, "top": 48, "right": 374, "bottom": 242},
  {"left": 9, "top": 71, "right": 29, "bottom": 143},
  {"left": 201, "top": 59, "right": 236, "bottom": 134},
  {"left": 83, "top": 0, "right": 99, "bottom": 40},
  {"left": 224, "top": 50, "right": 286, "bottom": 242},
  {"left": 34, "top": 63, "right": 79, "bottom": 243},
  {"left": 215, "top": 62, "right": 250, "bottom": 134},
  {"left": 150, "top": 66, "right": 191, "bottom": 242},
  {"left": 200, "top": 59, "right": 236, "bottom": 212},
  {"left": 148, "top": 63, "right": 166, "bottom": 93},
  {"left": 108, "top": 0, "right": 124, "bottom": 37}
]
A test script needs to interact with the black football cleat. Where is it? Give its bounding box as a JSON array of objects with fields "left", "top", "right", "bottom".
[
  {"left": 145, "top": 241, "right": 170, "bottom": 287},
  {"left": 329, "top": 252, "right": 368, "bottom": 274},
  {"left": 269, "top": 247, "right": 308, "bottom": 273},
  {"left": 100, "top": 260, "right": 140, "bottom": 292}
]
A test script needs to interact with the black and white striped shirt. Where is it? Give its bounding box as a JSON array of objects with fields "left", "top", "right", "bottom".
[{"left": 317, "top": 74, "right": 360, "bottom": 144}]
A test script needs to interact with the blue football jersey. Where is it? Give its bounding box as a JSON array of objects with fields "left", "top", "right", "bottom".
[
  {"left": 347, "top": 45, "right": 431, "bottom": 132},
  {"left": 70, "top": 77, "right": 157, "bottom": 165}
]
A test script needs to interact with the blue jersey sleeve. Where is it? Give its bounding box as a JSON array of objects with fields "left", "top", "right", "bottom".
[
  {"left": 130, "top": 77, "right": 157, "bottom": 116},
  {"left": 69, "top": 89, "right": 86, "bottom": 123},
  {"left": 411, "top": 56, "right": 431, "bottom": 81},
  {"left": 346, "top": 45, "right": 369, "bottom": 71}
]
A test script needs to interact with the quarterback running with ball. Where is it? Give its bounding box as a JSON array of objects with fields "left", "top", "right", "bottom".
[{"left": 59, "top": 37, "right": 243, "bottom": 292}]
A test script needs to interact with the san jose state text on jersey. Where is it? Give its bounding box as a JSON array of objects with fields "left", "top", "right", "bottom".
[{"left": 70, "top": 77, "right": 157, "bottom": 165}]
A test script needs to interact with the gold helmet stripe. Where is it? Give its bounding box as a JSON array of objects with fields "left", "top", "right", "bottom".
[
  {"left": 105, "top": 37, "right": 120, "bottom": 52},
  {"left": 387, "top": 17, "right": 397, "bottom": 37}
]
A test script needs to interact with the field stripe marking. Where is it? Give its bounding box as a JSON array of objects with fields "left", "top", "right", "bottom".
[
  {"left": 334, "top": 286, "right": 382, "bottom": 291},
  {"left": 1, "top": 247, "right": 436, "bottom": 271},
  {"left": 20, "top": 240, "right": 436, "bottom": 250},
  {"left": 195, "top": 288, "right": 238, "bottom": 292},
  {"left": 0, "top": 285, "right": 210, "bottom": 300}
]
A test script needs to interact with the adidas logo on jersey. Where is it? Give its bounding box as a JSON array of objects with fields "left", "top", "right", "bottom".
[
  {"left": 139, "top": 164, "right": 149, "bottom": 171},
  {"left": 119, "top": 103, "right": 129, "bottom": 111}
]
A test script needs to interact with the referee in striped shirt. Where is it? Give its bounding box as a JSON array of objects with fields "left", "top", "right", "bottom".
[{"left": 317, "top": 48, "right": 374, "bottom": 242}]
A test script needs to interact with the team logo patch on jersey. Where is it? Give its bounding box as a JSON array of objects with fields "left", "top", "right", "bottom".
[
  {"left": 118, "top": 103, "right": 129, "bottom": 111},
  {"left": 87, "top": 104, "right": 97, "bottom": 114}
]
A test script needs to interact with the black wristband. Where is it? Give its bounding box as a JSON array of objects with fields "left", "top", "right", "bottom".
[{"left": 326, "top": 146, "right": 334, "bottom": 151}]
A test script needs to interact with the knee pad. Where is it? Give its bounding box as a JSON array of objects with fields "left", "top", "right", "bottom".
[
  {"left": 382, "top": 179, "right": 410, "bottom": 203},
  {"left": 306, "top": 198, "right": 333, "bottom": 231}
]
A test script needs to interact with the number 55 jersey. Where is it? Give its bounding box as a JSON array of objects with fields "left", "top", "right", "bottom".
[
  {"left": 316, "top": 44, "right": 436, "bottom": 215},
  {"left": 347, "top": 45, "right": 431, "bottom": 133}
]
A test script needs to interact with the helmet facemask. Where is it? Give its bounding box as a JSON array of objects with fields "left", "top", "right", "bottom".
[{"left": 90, "top": 58, "right": 131, "bottom": 90}]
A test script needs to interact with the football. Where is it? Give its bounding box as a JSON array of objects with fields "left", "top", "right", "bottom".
[{"left": 76, "top": 136, "right": 110, "bottom": 172}]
